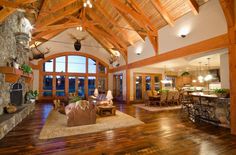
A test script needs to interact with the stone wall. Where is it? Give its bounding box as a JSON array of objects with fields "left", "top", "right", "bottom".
[{"left": 0, "top": 12, "right": 31, "bottom": 115}]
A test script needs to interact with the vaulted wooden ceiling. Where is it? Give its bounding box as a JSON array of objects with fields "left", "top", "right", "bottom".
[{"left": 0, "top": 0, "right": 209, "bottom": 61}]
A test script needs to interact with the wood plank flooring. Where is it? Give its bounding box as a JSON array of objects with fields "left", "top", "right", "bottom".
[{"left": 0, "top": 103, "right": 236, "bottom": 155}]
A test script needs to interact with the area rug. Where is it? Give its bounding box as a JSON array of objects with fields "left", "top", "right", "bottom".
[
  {"left": 133, "top": 104, "right": 181, "bottom": 112},
  {"left": 39, "top": 110, "right": 144, "bottom": 140}
]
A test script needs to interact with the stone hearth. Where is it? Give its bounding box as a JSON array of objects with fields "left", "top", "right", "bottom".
[{"left": 0, "top": 103, "right": 35, "bottom": 139}]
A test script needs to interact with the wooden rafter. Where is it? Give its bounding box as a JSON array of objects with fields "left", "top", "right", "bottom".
[
  {"left": 117, "top": 11, "right": 145, "bottom": 40},
  {"left": 219, "top": 0, "right": 234, "bottom": 27},
  {"left": 35, "top": 3, "right": 82, "bottom": 31},
  {"left": 36, "top": 0, "right": 77, "bottom": 22},
  {"left": 150, "top": 0, "right": 174, "bottom": 27},
  {"left": 0, "top": 0, "right": 36, "bottom": 23},
  {"left": 0, "top": 7, "right": 15, "bottom": 23},
  {"left": 110, "top": 0, "right": 158, "bottom": 53},
  {"left": 36, "top": 0, "right": 50, "bottom": 21},
  {"left": 0, "top": 0, "right": 36, "bottom": 8},
  {"left": 93, "top": 2, "right": 131, "bottom": 44},
  {"left": 87, "top": 10, "right": 128, "bottom": 49},
  {"left": 87, "top": 30, "right": 113, "bottom": 55},
  {"left": 87, "top": 24, "right": 127, "bottom": 61},
  {"left": 187, "top": 0, "right": 199, "bottom": 15},
  {"left": 68, "top": 15, "right": 127, "bottom": 60}
]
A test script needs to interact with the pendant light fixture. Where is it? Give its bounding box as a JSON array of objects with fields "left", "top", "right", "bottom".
[
  {"left": 197, "top": 62, "right": 204, "bottom": 83},
  {"left": 161, "top": 66, "right": 172, "bottom": 84},
  {"left": 204, "top": 58, "right": 213, "bottom": 81}
]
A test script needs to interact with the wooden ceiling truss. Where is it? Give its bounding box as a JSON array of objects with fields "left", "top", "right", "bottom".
[{"left": 0, "top": 0, "right": 206, "bottom": 60}]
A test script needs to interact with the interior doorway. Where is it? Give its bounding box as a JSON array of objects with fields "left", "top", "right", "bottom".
[
  {"left": 113, "top": 74, "right": 123, "bottom": 101},
  {"left": 134, "top": 73, "right": 162, "bottom": 101}
]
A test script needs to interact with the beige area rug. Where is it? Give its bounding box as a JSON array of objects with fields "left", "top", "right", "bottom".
[
  {"left": 39, "top": 110, "right": 144, "bottom": 140},
  {"left": 133, "top": 104, "right": 181, "bottom": 112}
]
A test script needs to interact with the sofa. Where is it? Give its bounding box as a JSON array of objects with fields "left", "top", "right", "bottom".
[
  {"left": 89, "top": 94, "right": 112, "bottom": 106},
  {"left": 65, "top": 100, "right": 96, "bottom": 127}
]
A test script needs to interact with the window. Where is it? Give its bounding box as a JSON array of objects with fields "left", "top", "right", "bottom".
[
  {"left": 68, "top": 76, "right": 76, "bottom": 93},
  {"left": 135, "top": 76, "right": 142, "bottom": 100},
  {"left": 88, "top": 58, "right": 96, "bottom": 73},
  {"left": 43, "top": 59, "right": 53, "bottom": 72},
  {"left": 43, "top": 75, "right": 53, "bottom": 96},
  {"left": 88, "top": 76, "right": 96, "bottom": 95},
  {"left": 56, "top": 76, "right": 65, "bottom": 96},
  {"left": 41, "top": 54, "right": 107, "bottom": 98},
  {"left": 98, "top": 77, "right": 106, "bottom": 94},
  {"left": 145, "top": 76, "right": 151, "bottom": 90},
  {"left": 154, "top": 76, "right": 161, "bottom": 91},
  {"left": 68, "top": 56, "right": 86, "bottom": 73},
  {"left": 78, "top": 77, "right": 85, "bottom": 98},
  {"left": 98, "top": 63, "right": 106, "bottom": 73},
  {"left": 55, "top": 56, "right": 66, "bottom": 72}
]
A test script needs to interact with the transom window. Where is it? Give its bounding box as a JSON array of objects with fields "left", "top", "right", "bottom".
[{"left": 40, "top": 53, "right": 108, "bottom": 99}]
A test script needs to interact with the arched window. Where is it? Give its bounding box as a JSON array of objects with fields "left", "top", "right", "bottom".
[{"left": 39, "top": 52, "right": 108, "bottom": 99}]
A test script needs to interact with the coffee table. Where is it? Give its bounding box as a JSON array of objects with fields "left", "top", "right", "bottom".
[{"left": 97, "top": 105, "right": 116, "bottom": 117}]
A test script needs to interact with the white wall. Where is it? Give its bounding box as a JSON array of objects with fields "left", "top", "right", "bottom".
[
  {"left": 220, "top": 52, "right": 230, "bottom": 88},
  {"left": 36, "top": 28, "right": 112, "bottom": 65},
  {"left": 127, "top": 0, "right": 227, "bottom": 64},
  {"left": 159, "top": 0, "right": 227, "bottom": 54},
  {"left": 128, "top": 38, "right": 155, "bottom": 64}
]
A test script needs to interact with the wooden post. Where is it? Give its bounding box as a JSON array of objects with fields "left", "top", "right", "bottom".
[
  {"left": 228, "top": 27, "right": 236, "bottom": 135},
  {"left": 126, "top": 68, "right": 130, "bottom": 104},
  {"left": 220, "top": 0, "right": 236, "bottom": 135}
]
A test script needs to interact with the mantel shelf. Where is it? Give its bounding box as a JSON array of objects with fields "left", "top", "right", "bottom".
[{"left": 0, "top": 67, "right": 33, "bottom": 83}]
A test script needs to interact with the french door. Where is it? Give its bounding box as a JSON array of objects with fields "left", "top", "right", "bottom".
[
  {"left": 134, "top": 73, "right": 162, "bottom": 101},
  {"left": 113, "top": 74, "right": 123, "bottom": 101}
]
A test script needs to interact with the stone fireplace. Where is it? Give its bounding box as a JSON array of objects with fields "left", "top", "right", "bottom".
[
  {"left": 0, "top": 12, "right": 35, "bottom": 139},
  {"left": 10, "top": 82, "right": 24, "bottom": 106}
]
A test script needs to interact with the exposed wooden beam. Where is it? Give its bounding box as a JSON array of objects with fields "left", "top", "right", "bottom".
[
  {"left": 110, "top": 0, "right": 157, "bottom": 33},
  {"left": 87, "top": 10, "right": 128, "bottom": 50},
  {"left": 87, "top": 30, "right": 113, "bottom": 55},
  {"left": 93, "top": 2, "right": 117, "bottom": 26},
  {"left": 36, "top": 0, "right": 50, "bottom": 22},
  {"left": 87, "top": 24, "right": 127, "bottom": 61},
  {"left": 150, "top": 0, "right": 174, "bottom": 27},
  {"left": 0, "top": 7, "right": 15, "bottom": 23},
  {"left": 127, "top": 0, "right": 158, "bottom": 53},
  {"left": 0, "top": 0, "right": 36, "bottom": 8},
  {"left": 187, "top": 0, "right": 199, "bottom": 15},
  {"left": 220, "top": 0, "right": 234, "bottom": 27},
  {"left": 110, "top": 0, "right": 158, "bottom": 53},
  {"left": 109, "top": 33, "right": 229, "bottom": 72},
  {"left": 117, "top": 11, "right": 145, "bottom": 40},
  {"left": 35, "top": 4, "right": 82, "bottom": 31},
  {"left": 0, "top": 0, "right": 36, "bottom": 23},
  {"left": 93, "top": 2, "right": 131, "bottom": 44},
  {"left": 37, "top": 0, "right": 77, "bottom": 22}
]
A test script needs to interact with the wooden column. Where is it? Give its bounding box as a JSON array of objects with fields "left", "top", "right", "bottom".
[
  {"left": 228, "top": 27, "right": 236, "bottom": 135},
  {"left": 126, "top": 68, "right": 130, "bottom": 104},
  {"left": 220, "top": 0, "right": 236, "bottom": 135}
]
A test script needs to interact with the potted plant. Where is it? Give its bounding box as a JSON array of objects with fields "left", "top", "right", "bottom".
[
  {"left": 27, "top": 90, "right": 39, "bottom": 103},
  {"left": 21, "top": 64, "right": 32, "bottom": 74},
  {"left": 158, "top": 89, "right": 169, "bottom": 94},
  {"left": 214, "top": 88, "right": 229, "bottom": 98}
]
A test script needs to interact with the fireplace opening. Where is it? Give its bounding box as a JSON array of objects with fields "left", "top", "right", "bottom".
[{"left": 10, "top": 83, "right": 23, "bottom": 106}]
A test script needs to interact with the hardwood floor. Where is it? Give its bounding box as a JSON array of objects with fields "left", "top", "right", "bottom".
[{"left": 0, "top": 102, "right": 236, "bottom": 155}]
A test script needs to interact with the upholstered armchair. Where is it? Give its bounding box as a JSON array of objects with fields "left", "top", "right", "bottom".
[{"left": 65, "top": 100, "right": 96, "bottom": 127}]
